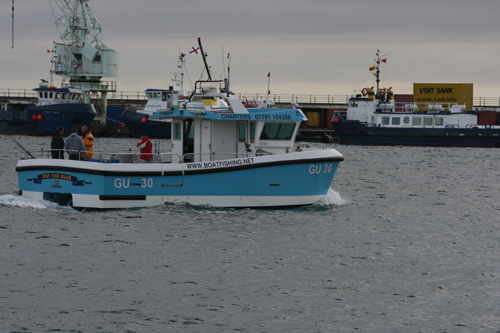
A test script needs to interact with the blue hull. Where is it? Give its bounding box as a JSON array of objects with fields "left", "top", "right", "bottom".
[
  {"left": 333, "top": 120, "right": 500, "bottom": 147},
  {"left": 0, "top": 104, "right": 95, "bottom": 136},
  {"left": 121, "top": 109, "right": 171, "bottom": 139},
  {"left": 16, "top": 154, "right": 342, "bottom": 209}
]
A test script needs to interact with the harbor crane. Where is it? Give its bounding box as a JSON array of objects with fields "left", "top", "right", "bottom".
[{"left": 48, "top": 0, "right": 119, "bottom": 123}]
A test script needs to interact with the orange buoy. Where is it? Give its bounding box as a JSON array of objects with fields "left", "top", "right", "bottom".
[
  {"left": 32, "top": 115, "right": 37, "bottom": 120},
  {"left": 37, "top": 115, "right": 43, "bottom": 120}
]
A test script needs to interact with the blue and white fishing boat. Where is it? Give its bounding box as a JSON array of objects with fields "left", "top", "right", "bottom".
[
  {"left": 16, "top": 80, "right": 344, "bottom": 209},
  {"left": 0, "top": 80, "right": 96, "bottom": 136}
]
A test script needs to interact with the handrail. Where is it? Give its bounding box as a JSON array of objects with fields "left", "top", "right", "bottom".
[{"left": 3, "top": 88, "right": 500, "bottom": 107}]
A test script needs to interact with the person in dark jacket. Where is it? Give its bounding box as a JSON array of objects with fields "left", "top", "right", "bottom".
[{"left": 51, "top": 126, "right": 65, "bottom": 159}]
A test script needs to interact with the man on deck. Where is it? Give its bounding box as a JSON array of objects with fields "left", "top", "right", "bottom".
[
  {"left": 137, "top": 132, "right": 153, "bottom": 162},
  {"left": 81, "top": 125, "right": 94, "bottom": 159}
]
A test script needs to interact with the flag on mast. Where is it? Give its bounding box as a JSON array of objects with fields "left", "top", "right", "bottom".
[
  {"left": 369, "top": 65, "right": 376, "bottom": 71},
  {"left": 189, "top": 45, "right": 200, "bottom": 55}
]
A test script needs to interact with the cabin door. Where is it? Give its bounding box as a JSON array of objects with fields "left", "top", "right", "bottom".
[
  {"left": 200, "top": 119, "right": 212, "bottom": 161},
  {"left": 183, "top": 119, "right": 194, "bottom": 162},
  {"left": 162, "top": 120, "right": 183, "bottom": 187},
  {"left": 237, "top": 121, "right": 249, "bottom": 158}
]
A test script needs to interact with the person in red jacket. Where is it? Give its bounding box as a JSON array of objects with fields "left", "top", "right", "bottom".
[{"left": 137, "top": 132, "right": 153, "bottom": 162}]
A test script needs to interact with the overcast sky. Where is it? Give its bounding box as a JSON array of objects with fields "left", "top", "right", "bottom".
[{"left": 1, "top": 0, "right": 500, "bottom": 99}]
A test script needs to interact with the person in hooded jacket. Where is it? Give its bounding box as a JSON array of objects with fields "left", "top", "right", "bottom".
[
  {"left": 51, "top": 126, "right": 65, "bottom": 159},
  {"left": 65, "top": 127, "right": 86, "bottom": 160}
]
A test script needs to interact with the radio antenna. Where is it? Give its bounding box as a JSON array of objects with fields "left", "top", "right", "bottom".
[{"left": 12, "top": 0, "right": 15, "bottom": 49}]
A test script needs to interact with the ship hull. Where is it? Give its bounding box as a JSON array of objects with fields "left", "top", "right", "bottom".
[
  {"left": 333, "top": 120, "right": 500, "bottom": 147},
  {"left": 16, "top": 151, "right": 342, "bottom": 209},
  {"left": 0, "top": 104, "right": 96, "bottom": 136}
]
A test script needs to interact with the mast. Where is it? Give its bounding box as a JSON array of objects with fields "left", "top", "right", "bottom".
[
  {"left": 373, "top": 49, "right": 387, "bottom": 92},
  {"left": 198, "top": 37, "right": 212, "bottom": 81},
  {"left": 171, "top": 52, "right": 186, "bottom": 91},
  {"left": 375, "top": 50, "right": 381, "bottom": 92},
  {"left": 11, "top": 0, "right": 14, "bottom": 49}
]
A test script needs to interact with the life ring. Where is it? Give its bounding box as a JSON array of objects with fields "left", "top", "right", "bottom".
[
  {"left": 361, "top": 88, "right": 368, "bottom": 96},
  {"left": 378, "top": 88, "right": 386, "bottom": 95}
]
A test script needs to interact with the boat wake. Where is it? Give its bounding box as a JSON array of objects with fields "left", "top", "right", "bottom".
[
  {"left": 0, "top": 194, "right": 74, "bottom": 210},
  {"left": 314, "top": 188, "right": 349, "bottom": 206}
]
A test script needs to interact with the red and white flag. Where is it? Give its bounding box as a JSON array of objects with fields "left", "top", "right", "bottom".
[
  {"left": 189, "top": 45, "right": 200, "bottom": 56},
  {"left": 382, "top": 58, "right": 387, "bottom": 63}
]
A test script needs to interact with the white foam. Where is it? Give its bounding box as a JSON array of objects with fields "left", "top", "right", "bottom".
[
  {"left": 314, "top": 188, "right": 349, "bottom": 206},
  {"left": 0, "top": 194, "right": 74, "bottom": 210}
]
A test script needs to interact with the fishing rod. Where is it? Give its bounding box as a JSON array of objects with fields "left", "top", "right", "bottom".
[{"left": 6, "top": 135, "right": 35, "bottom": 159}]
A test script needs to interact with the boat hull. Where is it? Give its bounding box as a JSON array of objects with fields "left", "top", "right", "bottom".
[
  {"left": 333, "top": 119, "right": 500, "bottom": 147},
  {"left": 0, "top": 104, "right": 96, "bottom": 136},
  {"left": 16, "top": 150, "right": 343, "bottom": 209},
  {"left": 121, "top": 109, "right": 171, "bottom": 139}
]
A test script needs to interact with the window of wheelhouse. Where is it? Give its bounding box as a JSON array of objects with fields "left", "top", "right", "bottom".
[
  {"left": 238, "top": 123, "right": 246, "bottom": 142},
  {"left": 39, "top": 92, "right": 43, "bottom": 99},
  {"left": 259, "top": 122, "right": 296, "bottom": 140},
  {"left": 435, "top": 118, "right": 444, "bottom": 126},
  {"left": 250, "top": 122, "right": 256, "bottom": 141},
  {"left": 173, "top": 122, "right": 182, "bottom": 141}
]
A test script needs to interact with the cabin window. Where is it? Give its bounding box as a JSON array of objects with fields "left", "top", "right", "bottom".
[
  {"left": 350, "top": 101, "right": 358, "bottom": 107},
  {"left": 391, "top": 117, "right": 400, "bottom": 125},
  {"left": 173, "top": 122, "right": 182, "bottom": 140},
  {"left": 55, "top": 93, "right": 61, "bottom": 99},
  {"left": 162, "top": 92, "right": 167, "bottom": 101},
  {"left": 250, "top": 122, "right": 256, "bottom": 140},
  {"left": 403, "top": 116, "right": 410, "bottom": 124},
  {"left": 146, "top": 93, "right": 152, "bottom": 99},
  {"left": 413, "top": 117, "right": 421, "bottom": 126},
  {"left": 260, "top": 123, "right": 296, "bottom": 140},
  {"left": 435, "top": 118, "right": 444, "bottom": 126},
  {"left": 381, "top": 117, "right": 390, "bottom": 125},
  {"left": 49, "top": 92, "right": 53, "bottom": 99},
  {"left": 424, "top": 118, "right": 433, "bottom": 126},
  {"left": 62, "top": 93, "right": 68, "bottom": 99},
  {"left": 44, "top": 92, "right": 48, "bottom": 99},
  {"left": 39, "top": 92, "right": 43, "bottom": 99},
  {"left": 239, "top": 123, "right": 246, "bottom": 142}
]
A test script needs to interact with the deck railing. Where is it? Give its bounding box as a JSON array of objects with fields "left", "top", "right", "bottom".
[{"left": 3, "top": 88, "right": 500, "bottom": 107}]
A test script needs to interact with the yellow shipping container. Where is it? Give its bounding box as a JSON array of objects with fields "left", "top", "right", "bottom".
[
  {"left": 304, "top": 111, "right": 321, "bottom": 128},
  {"left": 413, "top": 83, "right": 473, "bottom": 111}
]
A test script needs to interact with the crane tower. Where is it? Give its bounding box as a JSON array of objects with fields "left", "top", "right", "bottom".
[{"left": 49, "top": 0, "right": 118, "bottom": 122}]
